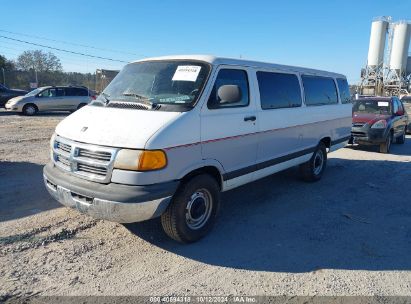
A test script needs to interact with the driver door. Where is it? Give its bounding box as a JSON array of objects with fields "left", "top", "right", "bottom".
[{"left": 201, "top": 66, "right": 258, "bottom": 189}]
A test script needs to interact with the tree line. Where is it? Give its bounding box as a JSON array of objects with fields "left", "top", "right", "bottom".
[{"left": 0, "top": 50, "right": 97, "bottom": 91}]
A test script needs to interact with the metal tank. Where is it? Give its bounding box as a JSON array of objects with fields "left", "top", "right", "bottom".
[
  {"left": 389, "top": 21, "right": 411, "bottom": 72},
  {"left": 367, "top": 18, "right": 389, "bottom": 68},
  {"left": 406, "top": 56, "right": 411, "bottom": 75}
]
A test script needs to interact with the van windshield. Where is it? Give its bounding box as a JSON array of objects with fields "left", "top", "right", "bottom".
[{"left": 93, "top": 60, "right": 210, "bottom": 109}]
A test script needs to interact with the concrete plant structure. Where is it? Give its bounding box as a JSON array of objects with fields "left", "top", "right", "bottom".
[{"left": 360, "top": 17, "right": 411, "bottom": 96}]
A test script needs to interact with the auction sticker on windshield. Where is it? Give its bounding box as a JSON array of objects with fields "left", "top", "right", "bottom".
[
  {"left": 378, "top": 101, "right": 389, "bottom": 107},
  {"left": 172, "top": 66, "right": 201, "bottom": 82}
]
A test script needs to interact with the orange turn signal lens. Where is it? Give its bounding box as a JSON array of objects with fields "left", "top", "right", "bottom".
[
  {"left": 138, "top": 150, "right": 167, "bottom": 171},
  {"left": 114, "top": 149, "right": 167, "bottom": 171}
]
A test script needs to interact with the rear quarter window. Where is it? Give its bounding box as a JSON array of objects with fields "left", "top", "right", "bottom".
[
  {"left": 65, "top": 88, "right": 88, "bottom": 96},
  {"left": 302, "top": 75, "right": 338, "bottom": 106},
  {"left": 337, "top": 78, "right": 351, "bottom": 104},
  {"left": 257, "top": 71, "right": 302, "bottom": 110}
]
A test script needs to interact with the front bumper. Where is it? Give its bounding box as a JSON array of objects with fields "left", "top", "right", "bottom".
[
  {"left": 43, "top": 163, "right": 179, "bottom": 223},
  {"left": 5, "top": 103, "right": 19, "bottom": 111},
  {"left": 351, "top": 126, "right": 388, "bottom": 144}
]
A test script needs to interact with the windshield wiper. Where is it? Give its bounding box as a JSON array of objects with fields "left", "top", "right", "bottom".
[
  {"left": 121, "top": 92, "right": 160, "bottom": 109},
  {"left": 122, "top": 92, "right": 151, "bottom": 101}
]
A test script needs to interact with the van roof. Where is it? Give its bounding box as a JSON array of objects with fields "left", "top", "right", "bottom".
[{"left": 133, "top": 54, "right": 346, "bottom": 79}]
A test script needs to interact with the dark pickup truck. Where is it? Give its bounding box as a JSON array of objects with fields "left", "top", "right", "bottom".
[{"left": 0, "top": 84, "right": 28, "bottom": 107}]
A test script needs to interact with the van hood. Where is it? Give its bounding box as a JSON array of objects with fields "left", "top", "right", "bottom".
[
  {"left": 55, "top": 105, "right": 182, "bottom": 149},
  {"left": 353, "top": 112, "right": 391, "bottom": 124}
]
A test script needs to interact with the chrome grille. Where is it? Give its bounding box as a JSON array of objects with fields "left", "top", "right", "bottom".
[
  {"left": 78, "top": 148, "right": 111, "bottom": 161},
  {"left": 352, "top": 122, "right": 366, "bottom": 128},
  {"left": 56, "top": 141, "right": 71, "bottom": 155},
  {"left": 53, "top": 136, "right": 118, "bottom": 183},
  {"left": 77, "top": 163, "right": 107, "bottom": 176},
  {"left": 56, "top": 155, "right": 71, "bottom": 170}
]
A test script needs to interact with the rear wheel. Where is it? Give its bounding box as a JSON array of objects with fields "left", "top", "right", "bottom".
[
  {"left": 22, "top": 104, "right": 37, "bottom": 116},
  {"left": 161, "top": 174, "right": 220, "bottom": 243},
  {"left": 300, "top": 142, "right": 327, "bottom": 182},
  {"left": 379, "top": 132, "right": 392, "bottom": 153}
]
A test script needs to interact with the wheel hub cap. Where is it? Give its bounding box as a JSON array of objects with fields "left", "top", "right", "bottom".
[
  {"left": 185, "top": 189, "right": 212, "bottom": 230},
  {"left": 313, "top": 150, "right": 324, "bottom": 175}
]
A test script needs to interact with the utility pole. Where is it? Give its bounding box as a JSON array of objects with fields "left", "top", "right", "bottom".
[
  {"left": 35, "top": 69, "right": 38, "bottom": 86},
  {"left": 2, "top": 68, "right": 5, "bottom": 86}
]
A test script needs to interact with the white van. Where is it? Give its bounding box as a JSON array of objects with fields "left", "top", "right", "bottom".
[{"left": 43, "top": 55, "right": 352, "bottom": 243}]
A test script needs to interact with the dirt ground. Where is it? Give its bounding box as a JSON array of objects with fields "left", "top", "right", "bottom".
[{"left": 1, "top": 109, "right": 411, "bottom": 300}]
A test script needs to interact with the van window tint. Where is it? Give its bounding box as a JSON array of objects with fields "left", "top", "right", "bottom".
[
  {"left": 337, "top": 78, "right": 351, "bottom": 104},
  {"left": 257, "top": 71, "right": 302, "bottom": 109},
  {"left": 39, "top": 88, "right": 64, "bottom": 97},
  {"left": 208, "top": 69, "right": 249, "bottom": 109},
  {"left": 302, "top": 75, "right": 338, "bottom": 106},
  {"left": 65, "top": 88, "right": 88, "bottom": 96}
]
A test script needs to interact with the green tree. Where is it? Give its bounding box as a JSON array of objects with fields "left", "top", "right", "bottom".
[
  {"left": 16, "top": 50, "right": 62, "bottom": 72},
  {"left": 0, "top": 54, "right": 16, "bottom": 70}
]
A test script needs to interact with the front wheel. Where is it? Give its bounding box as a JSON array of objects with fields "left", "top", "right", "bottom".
[
  {"left": 379, "top": 132, "right": 392, "bottom": 153},
  {"left": 22, "top": 104, "right": 37, "bottom": 116},
  {"left": 396, "top": 129, "right": 406, "bottom": 144},
  {"left": 299, "top": 142, "right": 327, "bottom": 182},
  {"left": 161, "top": 174, "right": 220, "bottom": 243}
]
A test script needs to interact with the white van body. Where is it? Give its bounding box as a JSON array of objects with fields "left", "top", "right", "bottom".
[{"left": 44, "top": 55, "right": 352, "bottom": 242}]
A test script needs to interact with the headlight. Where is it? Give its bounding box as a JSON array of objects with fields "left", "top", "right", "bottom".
[
  {"left": 114, "top": 149, "right": 167, "bottom": 171},
  {"left": 371, "top": 120, "right": 387, "bottom": 129}
]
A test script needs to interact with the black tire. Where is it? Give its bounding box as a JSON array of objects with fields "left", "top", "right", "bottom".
[
  {"left": 22, "top": 104, "right": 38, "bottom": 116},
  {"left": 161, "top": 174, "right": 220, "bottom": 243},
  {"left": 379, "top": 132, "right": 393, "bottom": 153},
  {"left": 299, "top": 142, "right": 327, "bottom": 182},
  {"left": 396, "top": 128, "right": 406, "bottom": 144}
]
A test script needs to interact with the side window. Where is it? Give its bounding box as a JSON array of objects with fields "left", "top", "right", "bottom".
[
  {"left": 79, "top": 89, "right": 88, "bottom": 96},
  {"left": 56, "top": 88, "right": 65, "bottom": 97},
  {"left": 302, "top": 75, "right": 338, "bottom": 106},
  {"left": 337, "top": 78, "right": 351, "bottom": 104},
  {"left": 65, "top": 88, "right": 73, "bottom": 96},
  {"left": 257, "top": 71, "right": 302, "bottom": 110},
  {"left": 207, "top": 69, "right": 249, "bottom": 109},
  {"left": 65, "top": 88, "right": 76, "bottom": 96},
  {"left": 38, "top": 89, "right": 50, "bottom": 97},
  {"left": 66, "top": 88, "right": 88, "bottom": 96}
]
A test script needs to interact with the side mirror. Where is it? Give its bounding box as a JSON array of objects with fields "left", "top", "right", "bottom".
[{"left": 217, "top": 85, "right": 242, "bottom": 104}]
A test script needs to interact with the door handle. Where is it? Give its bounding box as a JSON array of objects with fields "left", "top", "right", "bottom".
[{"left": 244, "top": 116, "right": 256, "bottom": 122}]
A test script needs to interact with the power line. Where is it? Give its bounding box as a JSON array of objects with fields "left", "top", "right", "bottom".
[
  {"left": 0, "top": 35, "right": 129, "bottom": 63},
  {"left": 0, "top": 29, "right": 142, "bottom": 57},
  {"left": 0, "top": 43, "right": 124, "bottom": 68}
]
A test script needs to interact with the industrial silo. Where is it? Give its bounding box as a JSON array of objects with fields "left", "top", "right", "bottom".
[
  {"left": 406, "top": 56, "right": 411, "bottom": 75},
  {"left": 389, "top": 21, "right": 411, "bottom": 73},
  {"left": 367, "top": 18, "right": 389, "bottom": 68}
]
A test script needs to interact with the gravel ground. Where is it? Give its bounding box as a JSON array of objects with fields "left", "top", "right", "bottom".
[{"left": 1, "top": 109, "right": 411, "bottom": 300}]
